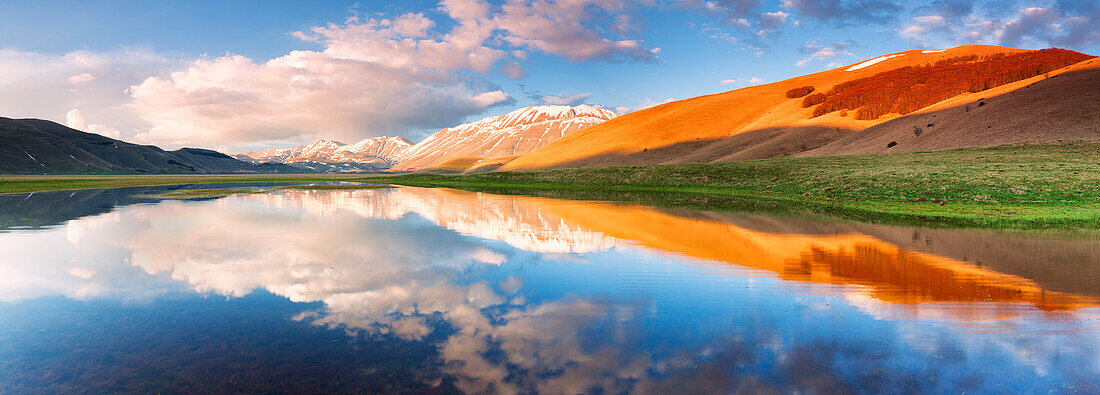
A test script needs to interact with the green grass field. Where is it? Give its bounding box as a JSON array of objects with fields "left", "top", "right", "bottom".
[
  {"left": 364, "top": 143, "right": 1100, "bottom": 230},
  {"left": 3, "top": 143, "right": 1098, "bottom": 230}
]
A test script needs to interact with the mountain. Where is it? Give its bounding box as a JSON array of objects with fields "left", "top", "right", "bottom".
[
  {"left": 0, "top": 117, "right": 304, "bottom": 174},
  {"left": 799, "top": 55, "right": 1100, "bottom": 156},
  {"left": 391, "top": 105, "right": 617, "bottom": 172},
  {"left": 236, "top": 136, "right": 412, "bottom": 172},
  {"left": 500, "top": 45, "right": 1097, "bottom": 171}
]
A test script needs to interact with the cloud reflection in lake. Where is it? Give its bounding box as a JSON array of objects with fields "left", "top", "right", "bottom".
[{"left": 1, "top": 186, "right": 1098, "bottom": 392}]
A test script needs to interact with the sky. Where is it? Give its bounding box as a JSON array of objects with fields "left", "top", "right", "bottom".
[{"left": 0, "top": 0, "right": 1097, "bottom": 153}]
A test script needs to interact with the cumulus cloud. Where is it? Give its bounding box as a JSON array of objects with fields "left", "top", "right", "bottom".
[
  {"left": 123, "top": 0, "right": 672, "bottom": 148},
  {"left": 902, "top": 1, "right": 1100, "bottom": 49},
  {"left": 781, "top": 0, "right": 904, "bottom": 25},
  {"left": 2, "top": 1, "right": 664, "bottom": 151},
  {"left": 757, "top": 11, "right": 790, "bottom": 37},
  {"left": 681, "top": 1, "right": 790, "bottom": 49},
  {"left": 0, "top": 48, "right": 176, "bottom": 142},
  {"left": 494, "top": 0, "right": 659, "bottom": 62},
  {"left": 66, "top": 109, "right": 123, "bottom": 139},
  {"left": 126, "top": 10, "right": 519, "bottom": 148}
]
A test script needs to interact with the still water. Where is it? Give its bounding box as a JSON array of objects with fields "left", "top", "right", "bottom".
[{"left": 1, "top": 185, "right": 1098, "bottom": 393}]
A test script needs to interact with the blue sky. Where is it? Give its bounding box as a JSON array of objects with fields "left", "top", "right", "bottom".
[{"left": 0, "top": 0, "right": 1096, "bottom": 152}]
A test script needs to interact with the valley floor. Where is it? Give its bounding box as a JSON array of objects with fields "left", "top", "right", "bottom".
[{"left": 3, "top": 143, "right": 1098, "bottom": 231}]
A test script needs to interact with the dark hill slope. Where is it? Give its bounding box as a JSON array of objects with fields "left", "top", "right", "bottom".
[{"left": 0, "top": 117, "right": 303, "bottom": 174}]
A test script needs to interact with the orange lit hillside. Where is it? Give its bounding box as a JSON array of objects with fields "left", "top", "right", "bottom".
[
  {"left": 805, "top": 48, "right": 1091, "bottom": 120},
  {"left": 500, "top": 45, "right": 1095, "bottom": 171}
]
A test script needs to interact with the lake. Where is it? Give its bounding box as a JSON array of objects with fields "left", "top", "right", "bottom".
[{"left": 1, "top": 185, "right": 1098, "bottom": 393}]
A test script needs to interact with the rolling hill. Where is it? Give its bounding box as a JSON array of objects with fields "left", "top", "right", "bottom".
[
  {"left": 499, "top": 45, "right": 1097, "bottom": 171},
  {"left": 0, "top": 117, "right": 304, "bottom": 174}
]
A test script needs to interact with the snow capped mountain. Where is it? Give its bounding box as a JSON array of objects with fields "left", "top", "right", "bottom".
[
  {"left": 233, "top": 105, "right": 612, "bottom": 172},
  {"left": 392, "top": 105, "right": 617, "bottom": 171},
  {"left": 339, "top": 136, "right": 413, "bottom": 161},
  {"left": 237, "top": 136, "right": 412, "bottom": 169}
]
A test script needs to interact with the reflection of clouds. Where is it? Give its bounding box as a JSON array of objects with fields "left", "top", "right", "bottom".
[
  {"left": 442, "top": 299, "right": 652, "bottom": 394},
  {"left": 0, "top": 209, "right": 175, "bottom": 302},
  {"left": 2, "top": 187, "right": 1099, "bottom": 392},
  {"left": 123, "top": 197, "right": 509, "bottom": 340},
  {"left": 112, "top": 191, "right": 663, "bottom": 392}
]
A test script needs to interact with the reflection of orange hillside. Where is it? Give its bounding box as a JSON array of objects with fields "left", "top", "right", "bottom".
[
  {"left": 454, "top": 189, "right": 1098, "bottom": 312},
  {"left": 788, "top": 244, "right": 1088, "bottom": 311}
]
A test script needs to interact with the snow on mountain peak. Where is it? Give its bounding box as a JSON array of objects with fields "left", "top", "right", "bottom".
[
  {"left": 392, "top": 104, "right": 617, "bottom": 170},
  {"left": 236, "top": 136, "right": 411, "bottom": 167}
]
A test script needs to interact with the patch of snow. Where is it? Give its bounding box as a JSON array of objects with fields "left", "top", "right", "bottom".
[
  {"left": 921, "top": 49, "right": 945, "bottom": 53},
  {"left": 846, "top": 54, "right": 905, "bottom": 71}
]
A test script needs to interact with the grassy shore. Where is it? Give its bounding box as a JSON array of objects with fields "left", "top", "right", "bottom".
[
  {"left": 2, "top": 143, "right": 1097, "bottom": 230},
  {"left": 361, "top": 143, "right": 1100, "bottom": 231}
]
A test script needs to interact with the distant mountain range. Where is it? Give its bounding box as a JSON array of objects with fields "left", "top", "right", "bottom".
[
  {"left": 0, "top": 117, "right": 304, "bottom": 174},
  {"left": 3, "top": 45, "right": 1096, "bottom": 176},
  {"left": 235, "top": 137, "right": 413, "bottom": 172},
  {"left": 233, "top": 104, "right": 616, "bottom": 173}
]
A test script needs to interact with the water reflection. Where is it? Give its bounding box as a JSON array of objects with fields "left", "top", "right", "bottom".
[{"left": 1, "top": 186, "right": 1098, "bottom": 392}]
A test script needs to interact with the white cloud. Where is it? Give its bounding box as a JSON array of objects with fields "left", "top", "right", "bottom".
[
  {"left": 67, "top": 73, "right": 94, "bottom": 84},
  {"left": 65, "top": 108, "right": 86, "bottom": 130},
  {"left": 1, "top": 1, "right": 665, "bottom": 151},
  {"left": 125, "top": 10, "right": 517, "bottom": 149},
  {"left": 0, "top": 48, "right": 176, "bottom": 142},
  {"left": 66, "top": 108, "right": 122, "bottom": 139},
  {"left": 902, "top": 2, "right": 1100, "bottom": 49},
  {"left": 494, "top": 0, "right": 659, "bottom": 62}
]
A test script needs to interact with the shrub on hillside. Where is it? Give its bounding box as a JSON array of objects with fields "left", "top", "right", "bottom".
[
  {"left": 801, "top": 93, "right": 828, "bottom": 108},
  {"left": 803, "top": 48, "right": 1093, "bottom": 120},
  {"left": 786, "top": 86, "right": 815, "bottom": 98}
]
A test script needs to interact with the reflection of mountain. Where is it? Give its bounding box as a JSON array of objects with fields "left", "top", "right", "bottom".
[
  {"left": 4, "top": 187, "right": 1099, "bottom": 392},
  {"left": 522, "top": 199, "right": 1100, "bottom": 314},
  {"left": 249, "top": 187, "right": 617, "bottom": 254},
  {"left": 5, "top": 185, "right": 1097, "bottom": 314},
  {"left": 240, "top": 187, "right": 1100, "bottom": 315}
]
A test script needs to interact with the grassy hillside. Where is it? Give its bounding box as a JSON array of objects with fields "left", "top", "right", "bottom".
[{"left": 364, "top": 143, "right": 1100, "bottom": 231}]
